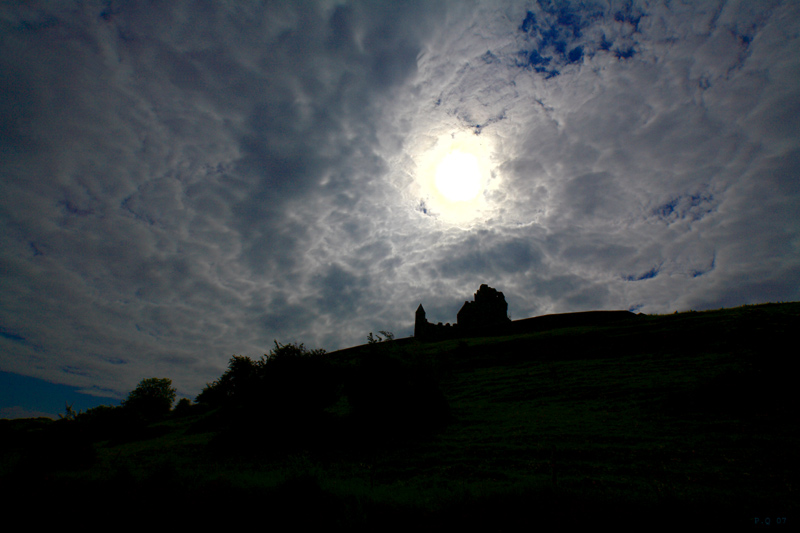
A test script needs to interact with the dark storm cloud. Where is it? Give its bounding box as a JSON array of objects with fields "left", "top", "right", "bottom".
[{"left": 1, "top": 0, "right": 798, "bottom": 412}]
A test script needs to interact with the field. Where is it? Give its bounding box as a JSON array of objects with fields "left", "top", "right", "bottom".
[{"left": 1, "top": 303, "right": 796, "bottom": 528}]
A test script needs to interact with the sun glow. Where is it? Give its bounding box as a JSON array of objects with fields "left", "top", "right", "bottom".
[
  {"left": 435, "top": 151, "right": 482, "bottom": 202},
  {"left": 413, "top": 131, "right": 494, "bottom": 224}
]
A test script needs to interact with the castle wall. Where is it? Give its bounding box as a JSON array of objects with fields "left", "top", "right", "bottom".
[
  {"left": 415, "top": 285, "right": 639, "bottom": 342},
  {"left": 416, "top": 284, "right": 510, "bottom": 341}
]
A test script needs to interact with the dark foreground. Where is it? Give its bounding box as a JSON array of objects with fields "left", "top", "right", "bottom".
[{"left": 2, "top": 303, "right": 796, "bottom": 529}]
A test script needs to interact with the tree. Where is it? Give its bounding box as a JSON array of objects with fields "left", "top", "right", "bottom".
[
  {"left": 173, "top": 398, "right": 193, "bottom": 416},
  {"left": 267, "top": 340, "right": 326, "bottom": 360},
  {"left": 196, "top": 355, "right": 261, "bottom": 408},
  {"left": 196, "top": 342, "right": 331, "bottom": 412},
  {"left": 197, "top": 342, "right": 337, "bottom": 452},
  {"left": 262, "top": 341, "right": 335, "bottom": 420},
  {"left": 122, "top": 377, "right": 176, "bottom": 419}
]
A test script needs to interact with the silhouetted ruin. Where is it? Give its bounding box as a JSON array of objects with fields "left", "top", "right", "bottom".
[
  {"left": 415, "top": 284, "right": 510, "bottom": 341},
  {"left": 457, "top": 284, "right": 511, "bottom": 332},
  {"left": 414, "top": 284, "right": 639, "bottom": 341}
]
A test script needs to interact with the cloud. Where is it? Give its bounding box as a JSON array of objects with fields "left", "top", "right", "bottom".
[{"left": 1, "top": 0, "right": 798, "bottom": 406}]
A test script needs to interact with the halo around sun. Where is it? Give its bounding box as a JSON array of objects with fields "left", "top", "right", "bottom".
[
  {"left": 412, "top": 131, "right": 495, "bottom": 224},
  {"left": 435, "top": 150, "right": 482, "bottom": 202}
]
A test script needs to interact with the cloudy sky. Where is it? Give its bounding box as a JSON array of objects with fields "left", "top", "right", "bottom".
[{"left": 2, "top": 0, "right": 798, "bottom": 418}]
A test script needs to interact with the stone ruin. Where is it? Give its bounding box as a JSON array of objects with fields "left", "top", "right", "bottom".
[
  {"left": 415, "top": 284, "right": 511, "bottom": 341},
  {"left": 412, "top": 284, "right": 641, "bottom": 343}
]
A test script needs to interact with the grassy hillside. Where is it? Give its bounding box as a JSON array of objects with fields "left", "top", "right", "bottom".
[{"left": 2, "top": 303, "right": 796, "bottom": 527}]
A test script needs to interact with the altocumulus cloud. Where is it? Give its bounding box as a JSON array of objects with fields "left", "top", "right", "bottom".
[{"left": 1, "top": 0, "right": 798, "bottom": 405}]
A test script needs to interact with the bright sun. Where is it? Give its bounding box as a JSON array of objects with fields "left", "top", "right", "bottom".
[
  {"left": 435, "top": 150, "right": 482, "bottom": 202},
  {"left": 413, "top": 131, "right": 494, "bottom": 224}
]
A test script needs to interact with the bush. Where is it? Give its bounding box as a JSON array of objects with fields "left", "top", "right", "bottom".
[
  {"left": 198, "top": 342, "right": 336, "bottom": 412},
  {"left": 196, "top": 355, "right": 260, "bottom": 409},
  {"left": 262, "top": 342, "right": 338, "bottom": 421},
  {"left": 198, "top": 342, "right": 340, "bottom": 450}
]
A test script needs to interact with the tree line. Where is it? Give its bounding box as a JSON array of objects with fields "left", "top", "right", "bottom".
[{"left": 54, "top": 337, "right": 451, "bottom": 453}]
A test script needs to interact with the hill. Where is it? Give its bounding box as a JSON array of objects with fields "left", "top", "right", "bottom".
[{"left": 1, "top": 302, "right": 796, "bottom": 527}]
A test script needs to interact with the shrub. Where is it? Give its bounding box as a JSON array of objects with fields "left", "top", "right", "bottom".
[
  {"left": 198, "top": 342, "right": 340, "bottom": 449},
  {"left": 196, "top": 355, "right": 260, "bottom": 409},
  {"left": 198, "top": 343, "right": 335, "bottom": 411},
  {"left": 262, "top": 342, "right": 338, "bottom": 421},
  {"left": 367, "top": 331, "right": 394, "bottom": 344}
]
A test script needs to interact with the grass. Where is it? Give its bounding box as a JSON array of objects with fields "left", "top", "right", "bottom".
[{"left": 1, "top": 302, "right": 797, "bottom": 527}]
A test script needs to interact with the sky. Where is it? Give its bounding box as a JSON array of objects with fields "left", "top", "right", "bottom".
[{"left": 2, "top": 0, "right": 798, "bottom": 419}]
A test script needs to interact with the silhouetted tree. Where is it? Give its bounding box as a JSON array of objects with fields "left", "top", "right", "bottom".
[
  {"left": 196, "top": 355, "right": 261, "bottom": 408},
  {"left": 173, "top": 398, "right": 193, "bottom": 417},
  {"left": 262, "top": 341, "right": 337, "bottom": 423},
  {"left": 268, "top": 340, "right": 326, "bottom": 359},
  {"left": 122, "top": 378, "right": 176, "bottom": 420},
  {"left": 200, "top": 342, "right": 339, "bottom": 452},
  {"left": 198, "top": 343, "right": 333, "bottom": 410}
]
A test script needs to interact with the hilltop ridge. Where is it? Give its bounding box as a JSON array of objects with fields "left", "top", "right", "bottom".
[{"left": 2, "top": 301, "right": 796, "bottom": 527}]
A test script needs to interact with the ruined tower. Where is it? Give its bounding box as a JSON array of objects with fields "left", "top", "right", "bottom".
[
  {"left": 456, "top": 284, "right": 510, "bottom": 333},
  {"left": 414, "top": 304, "right": 427, "bottom": 338},
  {"left": 415, "top": 284, "right": 510, "bottom": 340}
]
